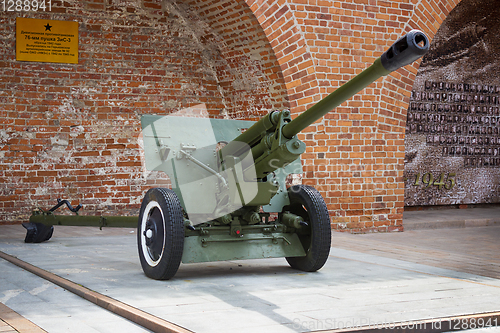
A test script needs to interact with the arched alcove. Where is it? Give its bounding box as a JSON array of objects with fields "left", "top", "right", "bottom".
[
  {"left": 245, "top": 0, "right": 462, "bottom": 232},
  {"left": 0, "top": 0, "right": 288, "bottom": 222},
  {"left": 1, "top": 0, "right": 474, "bottom": 232}
]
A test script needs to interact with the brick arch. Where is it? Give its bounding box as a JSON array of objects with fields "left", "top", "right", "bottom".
[
  {"left": 244, "top": 0, "right": 462, "bottom": 120},
  {"left": 377, "top": 0, "right": 462, "bottom": 133},
  {"left": 244, "top": 1, "right": 322, "bottom": 113},
  {"left": 170, "top": 0, "right": 290, "bottom": 120},
  {"left": 243, "top": 0, "right": 462, "bottom": 232},
  {"left": 0, "top": 0, "right": 463, "bottom": 230}
]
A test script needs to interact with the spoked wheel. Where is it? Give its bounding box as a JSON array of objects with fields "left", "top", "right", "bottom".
[
  {"left": 138, "top": 188, "right": 184, "bottom": 280},
  {"left": 284, "top": 185, "right": 331, "bottom": 272}
]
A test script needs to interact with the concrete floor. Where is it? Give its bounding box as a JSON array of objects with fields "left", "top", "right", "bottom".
[{"left": 1, "top": 216, "right": 500, "bottom": 333}]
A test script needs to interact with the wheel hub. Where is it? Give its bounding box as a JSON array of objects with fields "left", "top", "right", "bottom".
[
  {"left": 144, "top": 219, "right": 156, "bottom": 247},
  {"left": 142, "top": 207, "right": 165, "bottom": 263}
]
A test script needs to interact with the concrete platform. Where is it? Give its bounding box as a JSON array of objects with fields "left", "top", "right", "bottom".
[
  {"left": 403, "top": 206, "right": 500, "bottom": 230},
  {"left": 1, "top": 220, "right": 500, "bottom": 333}
]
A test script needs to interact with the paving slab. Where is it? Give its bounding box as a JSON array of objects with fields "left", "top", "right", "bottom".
[
  {"left": 0, "top": 246, "right": 152, "bottom": 333},
  {"left": 1, "top": 225, "right": 500, "bottom": 332},
  {"left": 331, "top": 225, "right": 500, "bottom": 279},
  {"left": 403, "top": 206, "right": 500, "bottom": 230}
]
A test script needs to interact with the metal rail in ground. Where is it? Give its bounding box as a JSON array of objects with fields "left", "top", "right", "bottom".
[
  {"left": 0, "top": 251, "right": 193, "bottom": 333},
  {"left": 2, "top": 249, "right": 499, "bottom": 333}
]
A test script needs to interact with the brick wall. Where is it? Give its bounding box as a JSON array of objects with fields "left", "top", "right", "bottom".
[
  {"left": 246, "top": 0, "right": 460, "bottom": 232},
  {"left": 1, "top": 0, "right": 460, "bottom": 232},
  {"left": 0, "top": 0, "right": 288, "bottom": 223}
]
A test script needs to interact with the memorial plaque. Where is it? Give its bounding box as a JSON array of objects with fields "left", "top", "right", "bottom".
[
  {"left": 404, "top": 0, "right": 500, "bottom": 206},
  {"left": 16, "top": 17, "right": 78, "bottom": 64}
]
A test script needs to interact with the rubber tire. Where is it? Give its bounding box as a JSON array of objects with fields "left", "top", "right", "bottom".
[
  {"left": 284, "top": 185, "right": 331, "bottom": 272},
  {"left": 137, "top": 188, "right": 184, "bottom": 280}
]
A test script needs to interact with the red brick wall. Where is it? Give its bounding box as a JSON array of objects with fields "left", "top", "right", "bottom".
[
  {"left": 246, "top": 0, "right": 460, "bottom": 232},
  {"left": 0, "top": 0, "right": 288, "bottom": 223},
  {"left": 0, "top": 0, "right": 460, "bottom": 232}
]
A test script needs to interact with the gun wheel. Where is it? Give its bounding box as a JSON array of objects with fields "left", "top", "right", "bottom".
[
  {"left": 138, "top": 188, "right": 184, "bottom": 280},
  {"left": 284, "top": 185, "right": 331, "bottom": 272}
]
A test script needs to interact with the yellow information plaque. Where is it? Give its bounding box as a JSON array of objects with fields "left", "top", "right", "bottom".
[{"left": 16, "top": 17, "right": 78, "bottom": 64}]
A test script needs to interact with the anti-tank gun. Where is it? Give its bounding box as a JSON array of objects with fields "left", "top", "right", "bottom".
[
  {"left": 24, "top": 30, "right": 429, "bottom": 280},
  {"left": 136, "top": 29, "right": 429, "bottom": 279}
]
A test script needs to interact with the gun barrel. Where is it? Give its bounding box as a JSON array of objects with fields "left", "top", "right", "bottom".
[{"left": 282, "top": 29, "right": 429, "bottom": 139}]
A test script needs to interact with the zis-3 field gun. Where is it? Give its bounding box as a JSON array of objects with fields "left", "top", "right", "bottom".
[{"left": 24, "top": 30, "right": 429, "bottom": 280}]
